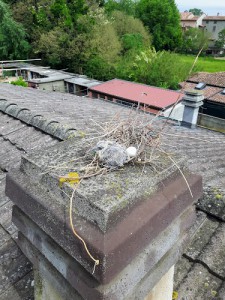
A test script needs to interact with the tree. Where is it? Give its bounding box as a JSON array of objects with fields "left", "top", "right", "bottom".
[
  {"left": 104, "top": 0, "right": 136, "bottom": 16},
  {"left": 0, "top": 0, "right": 30, "bottom": 59},
  {"left": 189, "top": 8, "right": 204, "bottom": 16},
  {"left": 136, "top": 0, "right": 182, "bottom": 51},
  {"left": 215, "top": 29, "right": 225, "bottom": 50},
  {"left": 116, "top": 47, "right": 193, "bottom": 89},
  {"left": 110, "top": 10, "right": 151, "bottom": 53},
  {"left": 180, "top": 28, "right": 211, "bottom": 54},
  {"left": 34, "top": 27, "right": 70, "bottom": 67}
]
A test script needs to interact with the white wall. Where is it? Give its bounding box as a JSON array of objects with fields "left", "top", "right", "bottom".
[
  {"left": 202, "top": 19, "right": 225, "bottom": 40},
  {"left": 162, "top": 103, "right": 185, "bottom": 121}
]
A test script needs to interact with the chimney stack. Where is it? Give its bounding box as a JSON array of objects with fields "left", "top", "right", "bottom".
[{"left": 181, "top": 90, "right": 204, "bottom": 128}]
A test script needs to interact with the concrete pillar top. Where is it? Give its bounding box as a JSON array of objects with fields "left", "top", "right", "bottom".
[{"left": 6, "top": 136, "right": 202, "bottom": 289}]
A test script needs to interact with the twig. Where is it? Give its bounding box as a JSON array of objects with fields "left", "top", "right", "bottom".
[{"left": 159, "top": 147, "right": 193, "bottom": 198}]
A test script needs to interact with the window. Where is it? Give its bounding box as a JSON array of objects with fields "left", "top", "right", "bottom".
[
  {"left": 206, "top": 21, "right": 209, "bottom": 24},
  {"left": 195, "top": 82, "right": 206, "bottom": 90},
  {"left": 92, "top": 92, "right": 98, "bottom": 98},
  {"left": 214, "top": 21, "right": 217, "bottom": 24},
  {"left": 213, "top": 26, "right": 216, "bottom": 32}
]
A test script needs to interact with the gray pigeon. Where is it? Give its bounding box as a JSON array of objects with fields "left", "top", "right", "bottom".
[{"left": 93, "top": 140, "right": 128, "bottom": 168}]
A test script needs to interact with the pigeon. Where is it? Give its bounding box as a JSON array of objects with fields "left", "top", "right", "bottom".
[{"left": 93, "top": 140, "right": 129, "bottom": 168}]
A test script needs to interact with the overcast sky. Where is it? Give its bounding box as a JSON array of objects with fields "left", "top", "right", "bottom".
[{"left": 176, "top": 0, "right": 225, "bottom": 15}]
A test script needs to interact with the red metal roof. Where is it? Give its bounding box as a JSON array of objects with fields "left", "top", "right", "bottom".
[{"left": 89, "top": 79, "right": 183, "bottom": 109}]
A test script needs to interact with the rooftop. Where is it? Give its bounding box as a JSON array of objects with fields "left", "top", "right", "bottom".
[
  {"left": 180, "top": 82, "right": 225, "bottom": 104},
  {"left": 64, "top": 77, "right": 102, "bottom": 88},
  {"left": 89, "top": 79, "right": 183, "bottom": 110},
  {"left": 1, "top": 84, "right": 225, "bottom": 299},
  {"left": 204, "top": 16, "right": 225, "bottom": 20},
  {"left": 180, "top": 12, "right": 194, "bottom": 20},
  {"left": 27, "top": 74, "right": 73, "bottom": 84},
  {"left": 188, "top": 72, "right": 225, "bottom": 88},
  {"left": 181, "top": 72, "right": 225, "bottom": 105}
]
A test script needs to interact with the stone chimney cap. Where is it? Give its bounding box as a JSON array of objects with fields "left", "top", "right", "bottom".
[{"left": 185, "top": 89, "right": 204, "bottom": 96}]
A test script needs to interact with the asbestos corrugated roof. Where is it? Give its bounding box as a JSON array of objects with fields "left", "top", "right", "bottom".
[
  {"left": 64, "top": 77, "right": 102, "bottom": 88},
  {"left": 28, "top": 74, "right": 73, "bottom": 83},
  {"left": 1, "top": 84, "right": 225, "bottom": 299},
  {"left": 89, "top": 79, "right": 183, "bottom": 109}
]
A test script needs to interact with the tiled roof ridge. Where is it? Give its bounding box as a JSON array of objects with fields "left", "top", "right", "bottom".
[{"left": 0, "top": 99, "right": 77, "bottom": 141}]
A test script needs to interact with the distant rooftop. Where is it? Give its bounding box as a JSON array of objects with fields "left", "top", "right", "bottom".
[
  {"left": 65, "top": 77, "right": 102, "bottom": 88},
  {"left": 204, "top": 16, "right": 225, "bottom": 20},
  {"left": 188, "top": 72, "right": 225, "bottom": 88},
  {"left": 28, "top": 74, "right": 73, "bottom": 83},
  {"left": 89, "top": 79, "right": 183, "bottom": 110}
]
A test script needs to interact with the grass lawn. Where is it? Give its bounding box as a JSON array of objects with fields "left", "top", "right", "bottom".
[{"left": 177, "top": 54, "right": 225, "bottom": 73}]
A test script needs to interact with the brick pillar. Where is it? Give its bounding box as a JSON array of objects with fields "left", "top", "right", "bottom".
[{"left": 6, "top": 138, "right": 202, "bottom": 300}]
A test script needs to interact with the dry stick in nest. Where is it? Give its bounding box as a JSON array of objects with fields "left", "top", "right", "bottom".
[{"left": 159, "top": 147, "right": 193, "bottom": 198}]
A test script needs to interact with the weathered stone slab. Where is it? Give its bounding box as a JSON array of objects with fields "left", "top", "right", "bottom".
[
  {"left": 198, "top": 222, "right": 225, "bottom": 279},
  {"left": 6, "top": 134, "right": 202, "bottom": 288},
  {"left": 197, "top": 187, "right": 225, "bottom": 221},
  {"left": 176, "top": 264, "right": 222, "bottom": 300},
  {"left": 6, "top": 165, "right": 201, "bottom": 283},
  {"left": 0, "top": 272, "right": 34, "bottom": 300},
  {"left": 185, "top": 216, "right": 220, "bottom": 260},
  {"left": 0, "top": 176, "right": 9, "bottom": 206},
  {"left": 0, "top": 225, "right": 11, "bottom": 247},
  {"left": 18, "top": 226, "right": 190, "bottom": 300},
  {"left": 0, "top": 200, "right": 17, "bottom": 235},
  {"left": 174, "top": 257, "right": 194, "bottom": 291},
  {"left": 0, "top": 238, "right": 32, "bottom": 294},
  {"left": 12, "top": 205, "right": 195, "bottom": 299},
  {"left": 18, "top": 136, "right": 201, "bottom": 232},
  {"left": 18, "top": 234, "right": 83, "bottom": 300}
]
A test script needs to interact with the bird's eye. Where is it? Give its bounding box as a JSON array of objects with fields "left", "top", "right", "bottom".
[{"left": 97, "top": 146, "right": 104, "bottom": 150}]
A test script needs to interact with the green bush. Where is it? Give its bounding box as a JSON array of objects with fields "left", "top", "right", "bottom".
[{"left": 11, "top": 77, "right": 28, "bottom": 87}]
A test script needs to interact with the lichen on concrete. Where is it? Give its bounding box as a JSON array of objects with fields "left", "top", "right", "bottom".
[{"left": 19, "top": 136, "right": 189, "bottom": 232}]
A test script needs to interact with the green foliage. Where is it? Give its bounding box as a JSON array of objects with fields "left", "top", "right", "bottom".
[
  {"left": 189, "top": 8, "right": 204, "bottom": 16},
  {"left": 121, "top": 33, "right": 144, "bottom": 52},
  {"left": 85, "top": 56, "right": 116, "bottom": 80},
  {"left": 11, "top": 76, "right": 28, "bottom": 87},
  {"left": 215, "top": 29, "right": 225, "bottom": 50},
  {"left": 116, "top": 48, "right": 192, "bottom": 89},
  {"left": 111, "top": 10, "right": 151, "bottom": 44},
  {"left": 177, "top": 54, "right": 225, "bottom": 73},
  {"left": 180, "top": 28, "right": 211, "bottom": 54},
  {"left": 34, "top": 27, "right": 70, "bottom": 68},
  {"left": 2, "top": 0, "right": 203, "bottom": 90},
  {"left": 110, "top": 10, "right": 151, "bottom": 55},
  {"left": 105, "top": 0, "right": 136, "bottom": 16},
  {"left": 0, "top": 0, "right": 30, "bottom": 59},
  {"left": 136, "top": 0, "right": 182, "bottom": 51}
]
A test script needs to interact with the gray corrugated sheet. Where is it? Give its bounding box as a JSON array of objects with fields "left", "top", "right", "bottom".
[
  {"left": 1, "top": 83, "right": 225, "bottom": 299},
  {"left": 28, "top": 74, "right": 73, "bottom": 83},
  {"left": 64, "top": 77, "right": 102, "bottom": 87}
]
